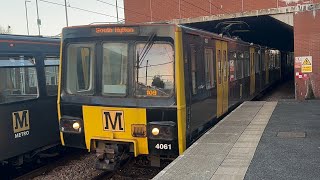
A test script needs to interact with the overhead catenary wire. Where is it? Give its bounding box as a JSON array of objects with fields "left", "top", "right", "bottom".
[{"left": 39, "top": 0, "right": 127, "bottom": 21}]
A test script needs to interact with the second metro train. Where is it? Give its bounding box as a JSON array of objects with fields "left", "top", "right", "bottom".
[
  {"left": 57, "top": 24, "right": 293, "bottom": 169},
  {"left": 0, "top": 35, "right": 60, "bottom": 166}
]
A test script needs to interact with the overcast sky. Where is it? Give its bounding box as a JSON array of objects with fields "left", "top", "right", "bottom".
[{"left": 0, "top": 0, "right": 124, "bottom": 36}]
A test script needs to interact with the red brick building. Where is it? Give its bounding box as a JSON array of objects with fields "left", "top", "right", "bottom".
[{"left": 124, "top": 0, "right": 320, "bottom": 100}]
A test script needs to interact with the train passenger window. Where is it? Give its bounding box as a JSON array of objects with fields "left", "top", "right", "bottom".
[
  {"left": 0, "top": 56, "right": 39, "bottom": 104},
  {"left": 66, "top": 43, "right": 95, "bottom": 94},
  {"left": 204, "top": 48, "right": 215, "bottom": 89},
  {"left": 229, "top": 52, "right": 236, "bottom": 81},
  {"left": 261, "top": 52, "right": 265, "bottom": 71},
  {"left": 236, "top": 52, "right": 242, "bottom": 79},
  {"left": 103, "top": 43, "right": 128, "bottom": 96},
  {"left": 45, "top": 56, "right": 59, "bottom": 96},
  {"left": 191, "top": 46, "right": 197, "bottom": 94},
  {"left": 135, "top": 43, "right": 174, "bottom": 97},
  {"left": 217, "top": 50, "right": 221, "bottom": 84}
]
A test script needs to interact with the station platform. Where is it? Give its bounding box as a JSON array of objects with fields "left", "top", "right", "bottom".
[{"left": 153, "top": 100, "right": 320, "bottom": 180}]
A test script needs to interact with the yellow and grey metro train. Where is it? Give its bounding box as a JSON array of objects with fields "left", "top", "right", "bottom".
[{"left": 57, "top": 24, "right": 293, "bottom": 169}]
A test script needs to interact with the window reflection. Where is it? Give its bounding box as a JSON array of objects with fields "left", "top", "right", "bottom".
[
  {"left": 0, "top": 56, "right": 38, "bottom": 104},
  {"left": 102, "top": 43, "right": 128, "bottom": 96},
  {"left": 135, "top": 43, "right": 174, "bottom": 97}
]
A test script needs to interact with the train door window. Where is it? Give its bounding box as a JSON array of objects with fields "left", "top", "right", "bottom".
[
  {"left": 66, "top": 43, "right": 95, "bottom": 94},
  {"left": 204, "top": 48, "right": 215, "bottom": 89},
  {"left": 261, "top": 52, "right": 265, "bottom": 71},
  {"left": 103, "top": 43, "right": 128, "bottom": 96},
  {"left": 44, "top": 56, "right": 59, "bottom": 96},
  {"left": 135, "top": 43, "right": 174, "bottom": 97},
  {"left": 251, "top": 52, "right": 254, "bottom": 74},
  {"left": 223, "top": 50, "right": 227, "bottom": 82},
  {"left": 217, "top": 50, "right": 222, "bottom": 84},
  {"left": 0, "top": 56, "right": 38, "bottom": 104},
  {"left": 191, "top": 45, "right": 197, "bottom": 94},
  {"left": 255, "top": 52, "right": 260, "bottom": 73}
]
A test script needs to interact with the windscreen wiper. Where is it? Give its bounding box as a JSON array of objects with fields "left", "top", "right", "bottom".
[
  {"left": 135, "top": 33, "right": 156, "bottom": 95},
  {"left": 138, "top": 33, "right": 156, "bottom": 67}
]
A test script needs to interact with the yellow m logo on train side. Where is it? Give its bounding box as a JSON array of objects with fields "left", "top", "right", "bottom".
[{"left": 102, "top": 110, "right": 124, "bottom": 132}]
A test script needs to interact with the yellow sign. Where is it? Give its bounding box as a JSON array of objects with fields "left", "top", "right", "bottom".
[
  {"left": 102, "top": 110, "right": 124, "bottom": 132},
  {"left": 298, "top": 56, "right": 312, "bottom": 73},
  {"left": 302, "top": 58, "right": 312, "bottom": 65},
  {"left": 12, "top": 110, "right": 30, "bottom": 133}
]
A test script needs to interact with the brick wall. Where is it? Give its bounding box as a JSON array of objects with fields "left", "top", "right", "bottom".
[
  {"left": 294, "top": 10, "right": 320, "bottom": 100},
  {"left": 124, "top": 0, "right": 320, "bottom": 23}
]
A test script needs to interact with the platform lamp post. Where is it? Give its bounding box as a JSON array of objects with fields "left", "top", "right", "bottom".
[
  {"left": 25, "top": 0, "right": 31, "bottom": 35},
  {"left": 64, "top": 0, "right": 69, "bottom": 26}
]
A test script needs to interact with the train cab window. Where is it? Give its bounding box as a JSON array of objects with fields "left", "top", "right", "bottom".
[
  {"left": 237, "top": 52, "right": 244, "bottom": 79},
  {"left": 44, "top": 56, "right": 59, "bottom": 96},
  {"left": 135, "top": 43, "right": 174, "bottom": 97},
  {"left": 204, "top": 48, "right": 215, "bottom": 89},
  {"left": 66, "top": 43, "right": 95, "bottom": 95},
  {"left": 217, "top": 50, "right": 222, "bottom": 84},
  {"left": 0, "top": 56, "right": 38, "bottom": 104},
  {"left": 103, "top": 43, "right": 128, "bottom": 96}
]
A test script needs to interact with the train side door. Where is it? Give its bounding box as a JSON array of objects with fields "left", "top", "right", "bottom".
[
  {"left": 250, "top": 47, "right": 255, "bottom": 95},
  {"left": 216, "top": 40, "right": 228, "bottom": 117}
]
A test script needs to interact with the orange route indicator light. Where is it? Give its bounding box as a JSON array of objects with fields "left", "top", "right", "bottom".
[{"left": 93, "top": 27, "right": 139, "bottom": 35}]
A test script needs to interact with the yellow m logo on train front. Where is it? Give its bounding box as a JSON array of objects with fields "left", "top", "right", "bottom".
[
  {"left": 12, "top": 110, "right": 30, "bottom": 133},
  {"left": 102, "top": 110, "right": 124, "bottom": 132}
]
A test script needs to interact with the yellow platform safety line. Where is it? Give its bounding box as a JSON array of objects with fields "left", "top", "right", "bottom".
[
  {"left": 57, "top": 36, "right": 65, "bottom": 146},
  {"left": 175, "top": 26, "right": 186, "bottom": 154}
]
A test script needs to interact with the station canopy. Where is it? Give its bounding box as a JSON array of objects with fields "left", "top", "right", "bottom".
[{"left": 186, "top": 15, "right": 293, "bottom": 52}]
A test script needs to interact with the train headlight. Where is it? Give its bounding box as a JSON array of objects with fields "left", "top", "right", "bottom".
[
  {"left": 152, "top": 128, "right": 160, "bottom": 136},
  {"left": 59, "top": 116, "right": 82, "bottom": 134},
  {"left": 148, "top": 121, "right": 176, "bottom": 140},
  {"left": 73, "top": 122, "right": 80, "bottom": 130}
]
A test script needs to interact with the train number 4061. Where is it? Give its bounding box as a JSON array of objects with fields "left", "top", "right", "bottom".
[{"left": 155, "top": 143, "right": 171, "bottom": 150}]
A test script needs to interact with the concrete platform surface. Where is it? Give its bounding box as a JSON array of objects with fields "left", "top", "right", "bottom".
[
  {"left": 154, "top": 101, "right": 277, "bottom": 180},
  {"left": 245, "top": 100, "right": 320, "bottom": 180}
]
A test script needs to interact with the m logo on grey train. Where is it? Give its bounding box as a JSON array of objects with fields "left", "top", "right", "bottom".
[
  {"left": 12, "top": 110, "right": 30, "bottom": 138},
  {"left": 103, "top": 111, "right": 124, "bottom": 132}
]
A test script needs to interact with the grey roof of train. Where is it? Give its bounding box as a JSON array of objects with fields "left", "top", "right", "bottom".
[{"left": 0, "top": 34, "right": 60, "bottom": 43}]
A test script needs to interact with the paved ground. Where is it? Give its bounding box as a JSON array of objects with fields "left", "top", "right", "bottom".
[
  {"left": 245, "top": 100, "right": 320, "bottom": 180},
  {"left": 154, "top": 101, "right": 277, "bottom": 180}
]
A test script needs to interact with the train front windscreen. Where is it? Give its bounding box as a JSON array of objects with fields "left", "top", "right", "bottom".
[{"left": 64, "top": 40, "right": 174, "bottom": 99}]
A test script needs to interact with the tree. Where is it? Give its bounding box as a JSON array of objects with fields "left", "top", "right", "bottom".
[
  {"left": 152, "top": 75, "right": 165, "bottom": 88},
  {"left": 0, "top": 25, "right": 12, "bottom": 34}
]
